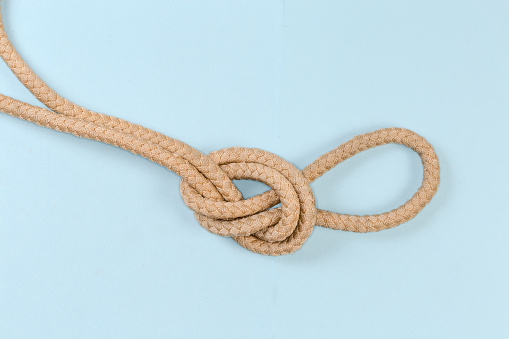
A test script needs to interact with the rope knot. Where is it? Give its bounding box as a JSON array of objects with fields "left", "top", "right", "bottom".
[{"left": 179, "top": 147, "right": 317, "bottom": 256}]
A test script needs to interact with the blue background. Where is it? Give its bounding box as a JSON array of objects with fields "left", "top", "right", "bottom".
[{"left": 1, "top": 1, "right": 508, "bottom": 338}]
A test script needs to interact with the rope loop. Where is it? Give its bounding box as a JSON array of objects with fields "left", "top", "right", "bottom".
[{"left": 178, "top": 128, "right": 440, "bottom": 255}]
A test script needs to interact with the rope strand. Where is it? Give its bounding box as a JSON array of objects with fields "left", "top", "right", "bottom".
[{"left": 0, "top": 6, "right": 440, "bottom": 255}]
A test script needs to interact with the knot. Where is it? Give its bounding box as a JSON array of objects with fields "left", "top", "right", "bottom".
[
  {"left": 180, "top": 148, "right": 317, "bottom": 256},
  {"left": 179, "top": 128, "right": 440, "bottom": 256}
]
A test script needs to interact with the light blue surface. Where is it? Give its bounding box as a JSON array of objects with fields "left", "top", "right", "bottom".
[{"left": 1, "top": 1, "right": 508, "bottom": 338}]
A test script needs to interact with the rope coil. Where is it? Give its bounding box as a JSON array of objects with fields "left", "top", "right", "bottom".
[{"left": 0, "top": 6, "right": 440, "bottom": 255}]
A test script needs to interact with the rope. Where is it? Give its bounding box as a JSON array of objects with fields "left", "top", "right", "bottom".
[{"left": 0, "top": 6, "right": 440, "bottom": 255}]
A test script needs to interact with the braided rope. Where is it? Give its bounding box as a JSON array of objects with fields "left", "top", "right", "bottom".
[{"left": 0, "top": 6, "right": 440, "bottom": 255}]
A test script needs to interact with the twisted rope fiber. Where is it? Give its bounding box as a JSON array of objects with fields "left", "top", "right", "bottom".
[{"left": 0, "top": 7, "right": 440, "bottom": 255}]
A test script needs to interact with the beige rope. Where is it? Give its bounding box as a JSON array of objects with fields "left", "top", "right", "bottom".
[{"left": 0, "top": 6, "right": 440, "bottom": 255}]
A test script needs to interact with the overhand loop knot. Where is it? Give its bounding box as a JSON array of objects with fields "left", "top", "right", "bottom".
[
  {"left": 0, "top": 8, "right": 440, "bottom": 256},
  {"left": 179, "top": 128, "right": 440, "bottom": 256}
]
